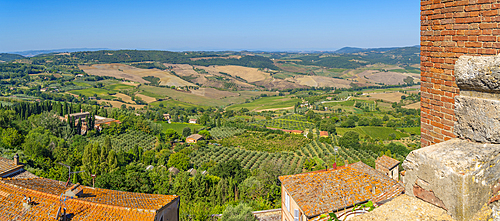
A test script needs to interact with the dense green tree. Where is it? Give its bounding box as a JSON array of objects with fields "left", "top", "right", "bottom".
[
  {"left": 182, "top": 127, "right": 191, "bottom": 137},
  {"left": 167, "top": 152, "right": 190, "bottom": 170},
  {"left": 164, "top": 129, "right": 180, "bottom": 142},
  {"left": 339, "top": 131, "right": 360, "bottom": 149},
  {"left": 198, "top": 130, "right": 211, "bottom": 140},
  {"left": 370, "top": 118, "right": 383, "bottom": 126},
  {"left": 220, "top": 203, "right": 256, "bottom": 221},
  {"left": 1, "top": 127, "right": 23, "bottom": 149},
  {"left": 210, "top": 159, "right": 248, "bottom": 184},
  {"left": 358, "top": 117, "right": 370, "bottom": 126},
  {"left": 340, "top": 118, "right": 356, "bottom": 128}
]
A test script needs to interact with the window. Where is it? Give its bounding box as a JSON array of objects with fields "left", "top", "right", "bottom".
[
  {"left": 285, "top": 192, "right": 290, "bottom": 211},
  {"left": 294, "top": 209, "right": 300, "bottom": 221}
]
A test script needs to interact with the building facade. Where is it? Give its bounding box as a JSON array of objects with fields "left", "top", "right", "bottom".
[
  {"left": 375, "top": 155, "right": 400, "bottom": 181},
  {"left": 279, "top": 162, "right": 404, "bottom": 220}
]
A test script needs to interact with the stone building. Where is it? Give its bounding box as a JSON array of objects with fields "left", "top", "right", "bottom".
[
  {"left": 375, "top": 155, "right": 400, "bottom": 181},
  {"left": 278, "top": 162, "right": 403, "bottom": 221},
  {"left": 0, "top": 154, "right": 37, "bottom": 179},
  {"left": 0, "top": 177, "right": 179, "bottom": 220},
  {"left": 0, "top": 155, "right": 179, "bottom": 220},
  {"left": 186, "top": 134, "right": 203, "bottom": 143},
  {"left": 66, "top": 111, "right": 90, "bottom": 121}
]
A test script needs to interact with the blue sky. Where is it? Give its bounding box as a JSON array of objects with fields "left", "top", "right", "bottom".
[{"left": 0, "top": 0, "right": 420, "bottom": 52}]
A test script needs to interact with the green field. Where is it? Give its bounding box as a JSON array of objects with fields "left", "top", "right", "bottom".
[
  {"left": 226, "top": 96, "right": 300, "bottom": 111},
  {"left": 69, "top": 88, "right": 111, "bottom": 97},
  {"left": 160, "top": 122, "right": 204, "bottom": 134},
  {"left": 150, "top": 99, "right": 203, "bottom": 109},
  {"left": 272, "top": 72, "right": 295, "bottom": 79},
  {"left": 105, "top": 84, "right": 135, "bottom": 91},
  {"left": 139, "top": 91, "right": 165, "bottom": 99},
  {"left": 337, "top": 126, "right": 409, "bottom": 140},
  {"left": 323, "top": 100, "right": 355, "bottom": 107},
  {"left": 328, "top": 68, "right": 347, "bottom": 73},
  {"left": 399, "top": 127, "right": 421, "bottom": 135}
]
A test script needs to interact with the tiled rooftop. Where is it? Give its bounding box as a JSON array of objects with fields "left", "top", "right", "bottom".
[
  {"left": 187, "top": 134, "right": 203, "bottom": 140},
  {"left": 279, "top": 162, "right": 403, "bottom": 218},
  {"left": 0, "top": 156, "right": 24, "bottom": 178},
  {"left": 375, "top": 155, "right": 400, "bottom": 170},
  {"left": 0, "top": 177, "right": 179, "bottom": 220},
  {"left": 8, "top": 170, "right": 38, "bottom": 179}
]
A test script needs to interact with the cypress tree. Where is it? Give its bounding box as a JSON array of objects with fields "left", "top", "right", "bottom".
[{"left": 76, "top": 118, "right": 82, "bottom": 135}]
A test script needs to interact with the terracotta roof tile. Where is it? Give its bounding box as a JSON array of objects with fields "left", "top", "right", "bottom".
[
  {"left": 0, "top": 157, "right": 24, "bottom": 177},
  {"left": 279, "top": 162, "right": 403, "bottom": 218},
  {"left": 0, "top": 177, "right": 178, "bottom": 220},
  {"left": 375, "top": 155, "right": 400, "bottom": 170},
  {"left": 187, "top": 134, "right": 203, "bottom": 140}
]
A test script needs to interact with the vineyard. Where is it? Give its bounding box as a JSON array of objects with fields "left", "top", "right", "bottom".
[
  {"left": 355, "top": 100, "right": 377, "bottom": 111},
  {"left": 219, "top": 131, "right": 309, "bottom": 152},
  {"left": 192, "top": 139, "right": 406, "bottom": 173},
  {"left": 191, "top": 145, "right": 305, "bottom": 174},
  {"left": 209, "top": 127, "right": 246, "bottom": 139},
  {"left": 92, "top": 130, "right": 157, "bottom": 152},
  {"left": 254, "top": 114, "right": 315, "bottom": 130},
  {"left": 296, "top": 140, "right": 406, "bottom": 168}
]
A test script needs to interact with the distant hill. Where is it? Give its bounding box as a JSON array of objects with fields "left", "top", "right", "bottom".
[
  {"left": 335, "top": 46, "right": 419, "bottom": 54},
  {"left": 11, "top": 48, "right": 108, "bottom": 57},
  {"left": 71, "top": 50, "right": 279, "bottom": 70},
  {"left": 0, "top": 53, "right": 24, "bottom": 62}
]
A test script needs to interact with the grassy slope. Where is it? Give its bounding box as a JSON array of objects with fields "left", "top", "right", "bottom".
[
  {"left": 160, "top": 122, "right": 204, "bottom": 134},
  {"left": 226, "top": 96, "right": 300, "bottom": 111},
  {"left": 150, "top": 100, "right": 204, "bottom": 108}
]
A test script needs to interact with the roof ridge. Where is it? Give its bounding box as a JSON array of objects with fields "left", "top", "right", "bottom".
[{"left": 0, "top": 177, "right": 172, "bottom": 213}]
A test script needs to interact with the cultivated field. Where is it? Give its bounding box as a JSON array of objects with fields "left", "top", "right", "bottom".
[
  {"left": 288, "top": 76, "right": 351, "bottom": 88},
  {"left": 275, "top": 63, "right": 309, "bottom": 73},
  {"left": 190, "top": 87, "right": 239, "bottom": 99},
  {"left": 113, "top": 93, "right": 133, "bottom": 103},
  {"left": 200, "top": 65, "right": 270, "bottom": 83},
  {"left": 79, "top": 63, "right": 195, "bottom": 87},
  {"left": 135, "top": 93, "right": 157, "bottom": 103},
  {"left": 359, "top": 92, "right": 406, "bottom": 103},
  {"left": 402, "top": 102, "right": 420, "bottom": 109},
  {"left": 165, "top": 64, "right": 256, "bottom": 89},
  {"left": 226, "top": 96, "right": 300, "bottom": 112},
  {"left": 99, "top": 100, "right": 145, "bottom": 109},
  {"left": 365, "top": 71, "right": 413, "bottom": 85},
  {"left": 150, "top": 99, "right": 203, "bottom": 108}
]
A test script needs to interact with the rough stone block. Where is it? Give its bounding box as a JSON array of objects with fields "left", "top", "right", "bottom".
[
  {"left": 403, "top": 139, "right": 500, "bottom": 221},
  {"left": 455, "top": 55, "right": 500, "bottom": 93},
  {"left": 455, "top": 95, "right": 500, "bottom": 143}
]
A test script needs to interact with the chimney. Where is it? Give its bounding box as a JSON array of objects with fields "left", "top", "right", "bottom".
[
  {"left": 371, "top": 184, "right": 376, "bottom": 195},
  {"left": 13, "top": 154, "right": 19, "bottom": 165},
  {"left": 344, "top": 160, "right": 349, "bottom": 166},
  {"left": 332, "top": 162, "right": 337, "bottom": 170}
]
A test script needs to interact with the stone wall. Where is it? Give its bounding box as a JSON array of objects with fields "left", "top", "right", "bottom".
[
  {"left": 403, "top": 55, "right": 500, "bottom": 220},
  {"left": 420, "top": 0, "right": 500, "bottom": 147}
]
